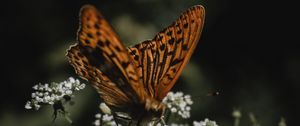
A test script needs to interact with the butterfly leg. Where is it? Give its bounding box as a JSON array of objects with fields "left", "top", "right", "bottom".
[{"left": 159, "top": 105, "right": 169, "bottom": 125}]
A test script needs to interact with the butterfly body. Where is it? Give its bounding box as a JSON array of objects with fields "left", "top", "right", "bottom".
[
  {"left": 67, "top": 4, "right": 205, "bottom": 125},
  {"left": 125, "top": 97, "right": 166, "bottom": 125}
]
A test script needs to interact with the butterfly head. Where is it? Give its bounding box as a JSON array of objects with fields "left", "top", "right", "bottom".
[
  {"left": 139, "top": 97, "right": 167, "bottom": 124},
  {"left": 113, "top": 98, "right": 167, "bottom": 125}
]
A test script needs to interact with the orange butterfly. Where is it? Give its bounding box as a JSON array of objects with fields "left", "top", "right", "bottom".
[{"left": 67, "top": 4, "right": 205, "bottom": 125}]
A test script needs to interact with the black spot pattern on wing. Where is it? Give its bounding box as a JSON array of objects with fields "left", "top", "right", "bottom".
[{"left": 127, "top": 5, "right": 205, "bottom": 100}]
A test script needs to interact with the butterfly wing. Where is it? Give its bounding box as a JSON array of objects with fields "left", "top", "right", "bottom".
[
  {"left": 67, "top": 5, "right": 146, "bottom": 108},
  {"left": 128, "top": 5, "right": 205, "bottom": 100},
  {"left": 67, "top": 44, "right": 131, "bottom": 108}
]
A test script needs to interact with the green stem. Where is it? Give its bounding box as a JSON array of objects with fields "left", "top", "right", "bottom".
[
  {"left": 234, "top": 118, "right": 240, "bottom": 126},
  {"left": 63, "top": 111, "right": 73, "bottom": 124}
]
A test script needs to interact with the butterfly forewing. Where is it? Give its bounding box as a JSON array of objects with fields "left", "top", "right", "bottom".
[
  {"left": 128, "top": 5, "right": 205, "bottom": 100},
  {"left": 68, "top": 5, "right": 146, "bottom": 107}
]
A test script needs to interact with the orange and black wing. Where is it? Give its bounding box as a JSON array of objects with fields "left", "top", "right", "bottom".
[
  {"left": 128, "top": 5, "right": 205, "bottom": 100},
  {"left": 68, "top": 45, "right": 131, "bottom": 108},
  {"left": 67, "top": 5, "right": 146, "bottom": 108}
]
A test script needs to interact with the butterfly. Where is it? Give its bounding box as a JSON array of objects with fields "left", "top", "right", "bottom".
[{"left": 67, "top": 4, "right": 205, "bottom": 125}]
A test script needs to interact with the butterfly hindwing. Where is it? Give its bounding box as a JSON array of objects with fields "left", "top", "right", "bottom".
[
  {"left": 68, "top": 5, "right": 146, "bottom": 107},
  {"left": 67, "top": 44, "right": 131, "bottom": 108},
  {"left": 128, "top": 5, "right": 205, "bottom": 100}
]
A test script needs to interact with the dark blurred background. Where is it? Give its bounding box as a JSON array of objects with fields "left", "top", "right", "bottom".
[{"left": 0, "top": 0, "right": 299, "bottom": 126}]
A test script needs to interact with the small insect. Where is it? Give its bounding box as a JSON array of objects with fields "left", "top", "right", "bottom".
[
  {"left": 207, "top": 91, "right": 220, "bottom": 96},
  {"left": 67, "top": 4, "right": 205, "bottom": 125}
]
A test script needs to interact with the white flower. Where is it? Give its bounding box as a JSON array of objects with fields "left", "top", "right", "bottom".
[
  {"left": 64, "top": 82, "right": 72, "bottom": 89},
  {"left": 163, "top": 91, "right": 193, "bottom": 119},
  {"left": 193, "top": 118, "right": 218, "bottom": 126},
  {"left": 185, "top": 106, "right": 191, "bottom": 111},
  {"left": 69, "top": 77, "right": 75, "bottom": 83},
  {"left": 34, "top": 104, "right": 41, "bottom": 110},
  {"left": 65, "top": 90, "right": 73, "bottom": 95},
  {"left": 93, "top": 112, "right": 118, "bottom": 126},
  {"left": 99, "top": 102, "right": 111, "bottom": 114},
  {"left": 185, "top": 97, "right": 193, "bottom": 105},
  {"left": 25, "top": 77, "right": 85, "bottom": 110},
  {"left": 94, "top": 120, "right": 100, "bottom": 126},
  {"left": 171, "top": 107, "right": 177, "bottom": 113},
  {"left": 102, "top": 114, "right": 113, "bottom": 121},
  {"left": 31, "top": 93, "right": 36, "bottom": 98},
  {"left": 48, "top": 101, "right": 54, "bottom": 105},
  {"left": 32, "top": 85, "right": 38, "bottom": 90},
  {"left": 37, "top": 92, "right": 43, "bottom": 97},
  {"left": 35, "top": 97, "right": 43, "bottom": 102},
  {"left": 43, "top": 95, "right": 51, "bottom": 102},
  {"left": 25, "top": 101, "right": 32, "bottom": 109},
  {"left": 38, "top": 85, "right": 44, "bottom": 90},
  {"left": 44, "top": 83, "right": 49, "bottom": 89},
  {"left": 95, "top": 113, "right": 102, "bottom": 118},
  {"left": 46, "top": 87, "right": 53, "bottom": 92},
  {"left": 44, "top": 92, "right": 49, "bottom": 96},
  {"left": 78, "top": 84, "right": 86, "bottom": 90}
]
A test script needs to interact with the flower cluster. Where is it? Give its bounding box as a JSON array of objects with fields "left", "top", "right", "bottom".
[
  {"left": 193, "top": 118, "right": 218, "bottom": 126},
  {"left": 93, "top": 102, "right": 119, "bottom": 126},
  {"left": 93, "top": 113, "right": 118, "bottom": 126},
  {"left": 92, "top": 92, "right": 218, "bottom": 126},
  {"left": 162, "top": 92, "right": 193, "bottom": 118},
  {"left": 25, "top": 77, "right": 85, "bottom": 110}
]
